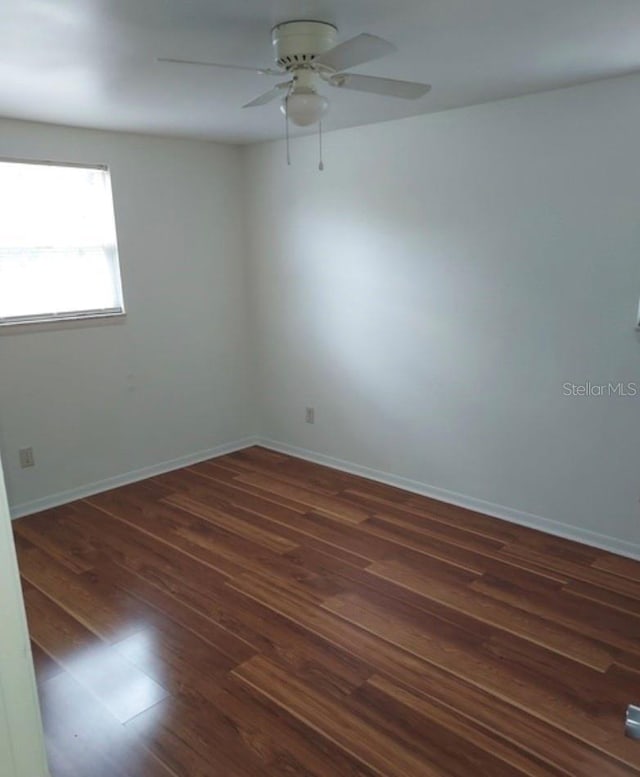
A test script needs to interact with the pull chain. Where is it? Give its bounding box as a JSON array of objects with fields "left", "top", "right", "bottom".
[
  {"left": 318, "top": 120, "right": 324, "bottom": 171},
  {"left": 285, "top": 96, "right": 291, "bottom": 166}
]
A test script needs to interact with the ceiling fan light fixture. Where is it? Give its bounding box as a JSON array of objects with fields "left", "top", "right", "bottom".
[{"left": 281, "top": 89, "right": 329, "bottom": 126}]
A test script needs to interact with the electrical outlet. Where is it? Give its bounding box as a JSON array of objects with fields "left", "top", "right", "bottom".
[
  {"left": 19, "top": 447, "right": 35, "bottom": 468},
  {"left": 305, "top": 407, "right": 315, "bottom": 424}
]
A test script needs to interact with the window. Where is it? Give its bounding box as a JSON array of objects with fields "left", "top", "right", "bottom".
[{"left": 0, "top": 159, "right": 124, "bottom": 326}]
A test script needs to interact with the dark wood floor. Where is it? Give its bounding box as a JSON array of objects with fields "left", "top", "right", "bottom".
[{"left": 12, "top": 446, "right": 640, "bottom": 776}]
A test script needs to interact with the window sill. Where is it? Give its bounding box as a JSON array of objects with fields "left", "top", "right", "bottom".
[{"left": 0, "top": 309, "right": 127, "bottom": 334}]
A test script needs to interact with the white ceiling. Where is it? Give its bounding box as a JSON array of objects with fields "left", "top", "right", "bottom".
[{"left": 1, "top": 0, "right": 640, "bottom": 144}]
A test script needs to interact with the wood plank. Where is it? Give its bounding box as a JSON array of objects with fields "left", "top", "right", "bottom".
[
  {"left": 343, "top": 487, "right": 521, "bottom": 543},
  {"left": 152, "top": 467, "right": 309, "bottom": 515},
  {"left": 127, "top": 691, "right": 283, "bottom": 777},
  {"left": 369, "top": 670, "right": 632, "bottom": 777},
  {"left": 174, "top": 487, "right": 372, "bottom": 567},
  {"left": 24, "top": 586, "right": 170, "bottom": 724},
  {"left": 233, "top": 655, "right": 441, "bottom": 777},
  {"left": 39, "top": 671, "right": 177, "bottom": 777},
  {"left": 16, "top": 535, "right": 149, "bottom": 642},
  {"left": 211, "top": 676, "right": 377, "bottom": 777},
  {"left": 352, "top": 675, "right": 565, "bottom": 777},
  {"left": 162, "top": 493, "right": 299, "bottom": 554},
  {"left": 87, "top": 485, "right": 347, "bottom": 597},
  {"left": 228, "top": 573, "right": 640, "bottom": 769},
  {"left": 500, "top": 543, "right": 640, "bottom": 599},
  {"left": 98, "top": 560, "right": 258, "bottom": 662},
  {"left": 563, "top": 580, "right": 640, "bottom": 618},
  {"left": 13, "top": 510, "right": 94, "bottom": 573},
  {"left": 199, "top": 452, "right": 350, "bottom": 496},
  {"left": 112, "top": 625, "right": 236, "bottom": 704},
  {"left": 593, "top": 554, "right": 640, "bottom": 582},
  {"left": 368, "top": 558, "right": 613, "bottom": 670},
  {"left": 233, "top": 471, "right": 372, "bottom": 525},
  {"left": 361, "top": 515, "right": 570, "bottom": 582},
  {"left": 471, "top": 574, "right": 640, "bottom": 656},
  {"left": 126, "top": 696, "right": 252, "bottom": 777},
  {"left": 98, "top": 559, "right": 369, "bottom": 701}
]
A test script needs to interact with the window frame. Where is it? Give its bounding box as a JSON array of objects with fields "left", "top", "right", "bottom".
[{"left": 0, "top": 156, "right": 126, "bottom": 329}]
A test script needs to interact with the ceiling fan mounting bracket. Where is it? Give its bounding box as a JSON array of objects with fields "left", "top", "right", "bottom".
[{"left": 271, "top": 20, "right": 338, "bottom": 71}]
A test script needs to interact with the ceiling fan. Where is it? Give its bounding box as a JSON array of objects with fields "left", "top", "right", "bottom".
[{"left": 159, "top": 20, "right": 431, "bottom": 128}]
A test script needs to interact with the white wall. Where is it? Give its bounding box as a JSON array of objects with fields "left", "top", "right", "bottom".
[
  {"left": 244, "top": 73, "right": 640, "bottom": 557},
  {"left": 0, "top": 452, "right": 49, "bottom": 777},
  {"left": 4, "top": 75, "right": 640, "bottom": 558},
  {"left": 0, "top": 119, "right": 254, "bottom": 514}
]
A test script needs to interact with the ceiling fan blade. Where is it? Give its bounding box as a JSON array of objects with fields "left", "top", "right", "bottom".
[
  {"left": 157, "top": 58, "right": 283, "bottom": 76},
  {"left": 242, "top": 82, "right": 290, "bottom": 108},
  {"left": 314, "top": 34, "right": 395, "bottom": 72},
  {"left": 330, "top": 73, "right": 431, "bottom": 99}
]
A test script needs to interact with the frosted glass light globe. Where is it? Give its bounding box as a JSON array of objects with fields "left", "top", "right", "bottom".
[{"left": 281, "top": 90, "right": 329, "bottom": 126}]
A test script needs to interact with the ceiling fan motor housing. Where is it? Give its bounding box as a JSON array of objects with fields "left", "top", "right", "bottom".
[{"left": 271, "top": 21, "right": 337, "bottom": 70}]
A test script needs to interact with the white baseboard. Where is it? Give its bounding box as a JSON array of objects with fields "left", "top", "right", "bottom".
[
  {"left": 10, "top": 436, "right": 259, "bottom": 519},
  {"left": 258, "top": 438, "right": 640, "bottom": 562},
  {"left": 12, "top": 433, "right": 640, "bottom": 562}
]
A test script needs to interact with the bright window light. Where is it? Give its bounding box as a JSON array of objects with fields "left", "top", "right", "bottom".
[{"left": 0, "top": 160, "right": 124, "bottom": 326}]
